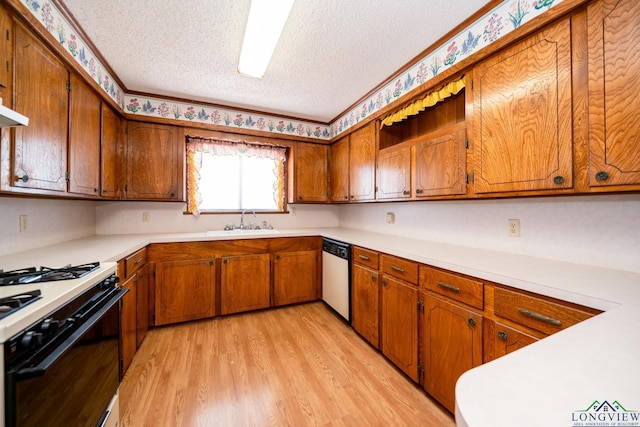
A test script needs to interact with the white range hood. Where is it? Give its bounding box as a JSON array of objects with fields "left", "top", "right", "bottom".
[{"left": 0, "top": 100, "right": 29, "bottom": 127}]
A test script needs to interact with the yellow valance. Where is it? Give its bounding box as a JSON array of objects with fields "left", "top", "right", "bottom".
[{"left": 380, "top": 76, "right": 466, "bottom": 128}]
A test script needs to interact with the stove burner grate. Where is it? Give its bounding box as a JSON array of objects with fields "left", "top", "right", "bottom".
[{"left": 0, "top": 262, "right": 100, "bottom": 286}]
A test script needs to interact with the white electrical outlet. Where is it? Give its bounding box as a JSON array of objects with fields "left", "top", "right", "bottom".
[
  {"left": 19, "top": 215, "right": 27, "bottom": 232},
  {"left": 142, "top": 212, "right": 151, "bottom": 222},
  {"left": 386, "top": 212, "right": 395, "bottom": 224},
  {"left": 508, "top": 219, "right": 520, "bottom": 237}
]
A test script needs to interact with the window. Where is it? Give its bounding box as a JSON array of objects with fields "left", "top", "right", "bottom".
[{"left": 186, "top": 137, "right": 287, "bottom": 214}]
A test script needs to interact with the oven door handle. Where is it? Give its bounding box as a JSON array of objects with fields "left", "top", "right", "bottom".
[{"left": 14, "top": 288, "right": 127, "bottom": 380}]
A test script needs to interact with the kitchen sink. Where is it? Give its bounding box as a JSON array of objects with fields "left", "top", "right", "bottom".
[{"left": 205, "top": 229, "right": 281, "bottom": 237}]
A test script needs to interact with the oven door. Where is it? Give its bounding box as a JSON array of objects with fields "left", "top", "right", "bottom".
[{"left": 4, "top": 289, "right": 125, "bottom": 427}]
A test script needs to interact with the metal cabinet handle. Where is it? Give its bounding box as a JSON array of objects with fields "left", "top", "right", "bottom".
[
  {"left": 359, "top": 255, "right": 370, "bottom": 261},
  {"left": 390, "top": 265, "right": 404, "bottom": 273},
  {"left": 223, "top": 259, "right": 229, "bottom": 264},
  {"left": 94, "top": 188, "right": 100, "bottom": 193},
  {"left": 437, "top": 281, "right": 460, "bottom": 292},
  {"left": 416, "top": 189, "right": 424, "bottom": 194},
  {"left": 553, "top": 176, "right": 564, "bottom": 185},
  {"left": 595, "top": 171, "right": 609, "bottom": 181},
  {"left": 15, "top": 174, "right": 29, "bottom": 182},
  {"left": 518, "top": 308, "right": 561, "bottom": 326},
  {"left": 467, "top": 318, "right": 476, "bottom": 327},
  {"left": 371, "top": 275, "right": 377, "bottom": 281},
  {"left": 134, "top": 258, "right": 143, "bottom": 264},
  {"left": 382, "top": 280, "right": 387, "bottom": 286},
  {"left": 497, "top": 331, "right": 508, "bottom": 341},
  {"left": 402, "top": 190, "right": 410, "bottom": 195}
]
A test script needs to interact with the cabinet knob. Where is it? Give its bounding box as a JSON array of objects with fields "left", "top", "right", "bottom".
[
  {"left": 15, "top": 174, "right": 29, "bottom": 183},
  {"left": 102, "top": 188, "right": 109, "bottom": 194},
  {"left": 416, "top": 189, "right": 424, "bottom": 195},
  {"left": 344, "top": 196, "right": 348, "bottom": 200},
  {"left": 595, "top": 171, "right": 609, "bottom": 181},
  {"left": 276, "top": 255, "right": 280, "bottom": 260},
  {"left": 94, "top": 188, "right": 100, "bottom": 193},
  {"left": 553, "top": 176, "right": 564, "bottom": 185},
  {"left": 467, "top": 318, "right": 476, "bottom": 327},
  {"left": 298, "top": 195, "right": 303, "bottom": 200},
  {"left": 382, "top": 280, "right": 387, "bottom": 286},
  {"left": 497, "top": 331, "right": 508, "bottom": 341},
  {"left": 371, "top": 275, "right": 377, "bottom": 281},
  {"left": 402, "top": 190, "right": 410, "bottom": 195},
  {"left": 223, "top": 259, "right": 228, "bottom": 264}
]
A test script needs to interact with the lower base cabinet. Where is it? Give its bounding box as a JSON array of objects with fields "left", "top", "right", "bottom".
[
  {"left": 485, "top": 320, "right": 539, "bottom": 361},
  {"left": 135, "top": 265, "right": 150, "bottom": 347},
  {"left": 221, "top": 254, "right": 271, "bottom": 315},
  {"left": 120, "top": 274, "right": 137, "bottom": 376},
  {"left": 154, "top": 258, "right": 216, "bottom": 325},
  {"left": 273, "top": 250, "right": 319, "bottom": 306},
  {"left": 421, "top": 294, "right": 483, "bottom": 413},
  {"left": 381, "top": 275, "right": 419, "bottom": 382},
  {"left": 351, "top": 263, "right": 380, "bottom": 348}
]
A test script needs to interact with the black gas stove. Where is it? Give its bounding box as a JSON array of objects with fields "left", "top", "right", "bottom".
[{"left": 0, "top": 262, "right": 100, "bottom": 286}]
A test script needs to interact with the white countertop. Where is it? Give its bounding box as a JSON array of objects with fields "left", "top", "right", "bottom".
[{"left": 1, "top": 227, "right": 638, "bottom": 426}]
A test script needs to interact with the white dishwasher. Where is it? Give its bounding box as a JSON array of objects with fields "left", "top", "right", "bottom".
[{"left": 322, "top": 238, "right": 351, "bottom": 322}]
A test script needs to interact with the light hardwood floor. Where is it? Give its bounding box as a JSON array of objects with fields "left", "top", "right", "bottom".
[{"left": 119, "top": 302, "right": 455, "bottom": 427}]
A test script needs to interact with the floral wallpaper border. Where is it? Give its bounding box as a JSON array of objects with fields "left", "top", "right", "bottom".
[{"left": 20, "top": 0, "right": 562, "bottom": 141}]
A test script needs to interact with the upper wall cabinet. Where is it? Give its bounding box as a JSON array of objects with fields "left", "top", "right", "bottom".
[
  {"left": 291, "top": 142, "right": 329, "bottom": 203},
  {"left": 125, "top": 121, "right": 183, "bottom": 200},
  {"left": 329, "top": 135, "right": 349, "bottom": 202},
  {"left": 101, "top": 104, "right": 124, "bottom": 199},
  {"left": 349, "top": 122, "right": 376, "bottom": 201},
  {"left": 471, "top": 17, "right": 573, "bottom": 194},
  {"left": 12, "top": 22, "right": 68, "bottom": 193},
  {"left": 0, "top": 4, "right": 11, "bottom": 102},
  {"left": 68, "top": 73, "right": 101, "bottom": 197},
  {"left": 587, "top": 0, "right": 640, "bottom": 188}
]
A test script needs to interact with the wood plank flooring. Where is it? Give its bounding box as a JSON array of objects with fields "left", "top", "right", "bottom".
[{"left": 119, "top": 302, "right": 455, "bottom": 427}]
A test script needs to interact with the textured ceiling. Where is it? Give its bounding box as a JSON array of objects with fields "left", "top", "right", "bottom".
[{"left": 61, "top": 0, "right": 490, "bottom": 122}]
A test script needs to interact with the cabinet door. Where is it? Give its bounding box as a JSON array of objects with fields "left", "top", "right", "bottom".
[
  {"left": 587, "top": 0, "right": 640, "bottom": 187},
  {"left": 351, "top": 263, "right": 379, "bottom": 348},
  {"left": 486, "top": 320, "right": 538, "bottom": 362},
  {"left": 294, "top": 143, "right": 329, "bottom": 202},
  {"left": 125, "top": 122, "right": 182, "bottom": 200},
  {"left": 13, "top": 23, "right": 68, "bottom": 192},
  {"left": 221, "top": 254, "right": 270, "bottom": 315},
  {"left": 101, "top": 104, "right": 123, "bottom": 198},
  {"left": 422, "top": 294, "right": 482, "bottom": 413},
  {"left": 349, "top": 123, "right": 376, "bottom": 201},
  {"left": 135, "top": 265, "right": 150, "bottom": 347},
  {"left": 120, "top": 274, "right": 137, "bottom": 376},
  {"left": 413, "top": 126, "right": 467, "bottom": 197},
  {"left": 329, "top": 135, "right": 349, "bottom": 202},
  {"left": 0, "top": 5, "right": 11, "bottom": 102},
  {"left": 155, "top": 259, "right": 215, "bottom": 325},
  {"left": 472, "top": 18, "right": 572, "bottom": 193},
  {"left": 273, "top": 250, "right": 318, "bottom": 306},
  {"left": 68, "top": 73, "right": 101, "bottom": 196},
  {"left": 380, "top": 275, "right": 418, "bottom": 381},
  {"left": 377, "top": 146, "right": 411, "bottom": 199}
]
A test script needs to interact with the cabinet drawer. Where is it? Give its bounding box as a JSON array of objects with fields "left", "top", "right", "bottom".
[
  {"left": 380, "top": 254, "right": 418, "bottom": 285},
  {"left": 124, "top": 247, "right": 147, "bottom": 278},
  {"left": 353, "top": 246, "right": 379, "bottom": 269},
  {"left": 494, "top": 287, "right": 598, "bottom": 335},
  {"left": 420, "top": 266, "right": 483, "bottom": 310}
]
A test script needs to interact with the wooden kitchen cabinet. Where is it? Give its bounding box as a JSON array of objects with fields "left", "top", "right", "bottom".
[
  {"left": 471, "top": 17, "right": 573, "bottom": 194},
  {"left": 351, "top": 262, "right": 380, "bottom": 348},
  {"left": 484, "top": 320, "right": 538, "bottom": 362},
  {"left": 349, "top": 122, "right": 376, "bottom": 201},
  {"left": 125, "top": 121, "right": 183, "bottom": 200},
  {"left": 68, "top": 73, "right": 101, "bottom": 197},
  {"left": 12, "top": 22, "right": 68, "bottom": 193},
  {"left": 273, "top": 250, "right": 318, "bottom": 306},
  {"left": 380, "top": 274, "right": 419, "bottom": 382},
  {"left": 135, "top": 264, "right": 150, "bottom": 347},
  {"left": 292, "top": 142, "right": 329, "bottom": 202},
  {"left": 422, "top": 294, "right": 483, "bottom": 413},
  {"left": 376, "top": 145, "right": 411, "bottom": 200},
  {"left": 413, "top": 124, "right": 467, "bottom": 197},
  {"left": 587, "top": 0, "right": 640, "bottom": 188},
  {"left": 101, "top": 104, "right": 123, "bottom": 198},
  {"left": 329, "top": 135, "right": 350, "bottom": 202},
  {"left": 120, "top": 273, "right": 137, "bottom": 376},
  {"left": 221, "top": 253, "right": 271, "bottom": 315},
  {"left": 154, "top": 258, "right": 216, "bottom": 325},
  {"left": 0, "top": 4, "right": 11, "bottom": 102}
]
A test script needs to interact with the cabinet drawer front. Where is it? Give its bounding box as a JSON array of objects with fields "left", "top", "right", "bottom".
[
  {"left": 125, "top": 247, "right": 147, "bottom": 278},
  {"left": 420, "top": 266, "right": 484, "bottom": 309},
  {"left": 353, "top": 246, "right": 379, "bottom": 269},
  {"left": 494, "top": 287, "right": 597, "bottom": 335},
  {"left": 380, "top": 254, "right": 418, "bottom": 284}
]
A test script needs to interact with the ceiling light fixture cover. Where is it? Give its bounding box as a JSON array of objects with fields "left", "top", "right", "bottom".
[{"left": 238, "top": 0, "right": 295, "bottom": 79}]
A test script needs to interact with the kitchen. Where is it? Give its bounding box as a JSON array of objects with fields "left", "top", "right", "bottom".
[{"left": 1, "top": 0, "right": 639, "bottom": 426}]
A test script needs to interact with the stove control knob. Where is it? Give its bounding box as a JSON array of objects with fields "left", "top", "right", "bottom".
[
  {"left": 20, "top": 331, "right": 44, "bottom": 349},
  {"left": 39, "top": 318, "right": 59, "bottom": 334}
]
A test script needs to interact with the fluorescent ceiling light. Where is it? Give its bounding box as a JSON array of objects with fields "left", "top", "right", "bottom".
[{"left": 238, "top": 0, "right": 295, "bottom": 79}]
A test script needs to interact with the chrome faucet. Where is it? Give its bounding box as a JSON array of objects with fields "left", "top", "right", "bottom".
[{"left": 239, "top": 209, "right": 256, "bottom": 229}]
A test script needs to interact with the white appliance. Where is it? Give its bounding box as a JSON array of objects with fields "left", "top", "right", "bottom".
[{"left": 322, "top": 238, "right": 351, "bottom": 322}]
